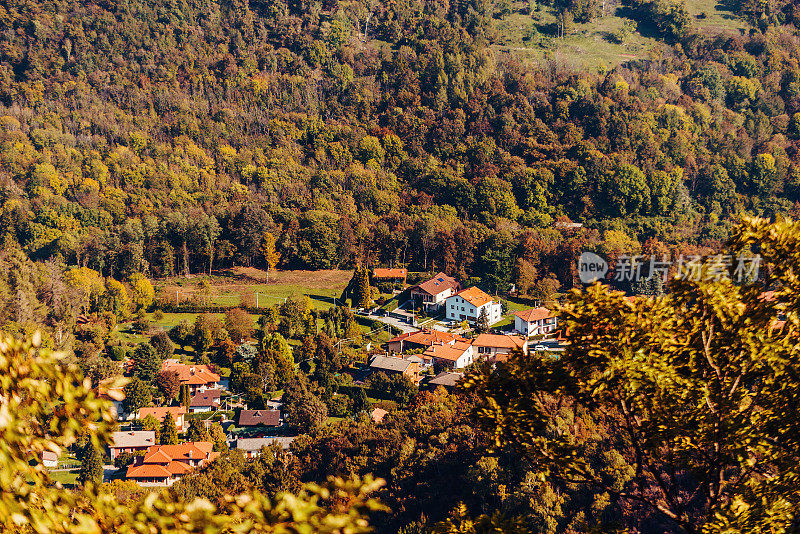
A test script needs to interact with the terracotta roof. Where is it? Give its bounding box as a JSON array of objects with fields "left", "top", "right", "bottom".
[
  {"left": 42, "top": 451, "right": 58, "bottom": 462},
  {"left": 370, "top": 355, "right": 415, "bottom": 373},
  {"left": 142, "top": 442, "right": 215, "bottom": 464},
  {"left": 373, "top": 268, "right": 407, "bottom": 279},
  {"left": 238, "top": 409, "right": 280, "bottom": 427},
  {"left": 138, "top": 406, "right": 186, "bottom": 423},
  {"left": 472, "top": 334, "right": 526, "bottom": 350},
  {"left": 388, "top": 329, "right": 466, "bottom": 347},
  {"left": 453, "top": 287, "right": 494, "bottom": 307},
  {"left": 514, "top": 308, "right": 554, "bottom": 322},
  {"left": 370, "top": 408, "right": 388, "bottom": 423},
  {"left": 190, "top": 389, "right": 221, "bottom": 408},
  {"left": 127, "top": 463, "right": 171, "bottom": 478},
  {"left": 161, "top": 360, "right": 220, "bottom": 385},
  {"left": 111, "top": 431, "right": 156, "bottom": 449},
  {"left": 423, "top": 343, "right": 470, "bottom": 362},
  {"left": 414, "top": 272, "right": 460, "bottom": 296}
]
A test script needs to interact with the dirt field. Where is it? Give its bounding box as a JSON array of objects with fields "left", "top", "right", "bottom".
[{"left": 225, "top": 267, "right": 353, "bottom": 288}]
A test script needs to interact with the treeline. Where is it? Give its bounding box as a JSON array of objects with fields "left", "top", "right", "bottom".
[{"left": 0, "top": 0, "right": 799, "bottom": 303}]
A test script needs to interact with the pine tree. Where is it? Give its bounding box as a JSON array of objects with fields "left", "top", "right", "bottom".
[
  {"left": 160, "top": 413, "right": 178, "bottom": 445},
  {"left": 79, "top": 444, "right": 103, "bottom": 486},
  {"left": 186, "top": 419, "right": 209, "bottom": 442},
  {"left": 352, "top": 267, "right": 371, "bottom": 309},
  {"left": 476, "top": 308, "right": 490, "bottom": 333},
  {"left": 180, "top": 384, "right": 191, "bottom": 409}
]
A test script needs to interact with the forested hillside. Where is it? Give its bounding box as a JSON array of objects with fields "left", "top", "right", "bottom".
[{"left": 1, "top": 0, "right": 798, "bottom": 297}]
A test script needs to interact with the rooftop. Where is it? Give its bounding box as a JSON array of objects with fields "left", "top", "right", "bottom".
[
  {"left": 373, "top": 268, "right": 407, "bottom": 279},
  {"left": 236, "top": 437, "right": 295, "bottom": 451},
  {"left": 238, "top": 409, "right": 281, "bottom": 427},
  {"left": 515, "top": 308, "right": 554, "bottom": 322},
  {"left": 162, "top": 360, "right": 220, "bottom": 385},
  {"left": 110, "top": 431, "right": 156, "bottom": 449},
  {"left": 369, "top": 355, "right": 414, "bottom": 373},
  {"left": 472, "top": 334, "right": 526, "bottom": 350},
  {"left": 370, "top": 407, "right": 388, "bottom": 423},
  {"left": 428, "top": 372, "right": 464, "bottom": 388},
  {"left": 423, "top": 343, "right": 471, "bottom": 362},
  {"left": 190, "top": 389, "right": 222, "bottom": 408},
  {"left": 388, "top": 329, "right": 466, "bottom": 347},
  {"left": 453, "top": 287, "right": 494, "bottom": 307},
  {"left": 138, "top": 406, "right": 187, "bottom": 422},
  {"left": 413, "top": 272, "right": 460, "bottom": 296}
]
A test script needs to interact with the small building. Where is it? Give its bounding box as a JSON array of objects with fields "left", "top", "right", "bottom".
[
  {"left": 445, "top": 287, "right": 502, "bottom": 326},
  {"left": 42, "top": 451, "right": 59, "bottom": 468},
  {"left": 369, "top": 355, "right": 420, "bottom": 383},
  {"left": 409, "top": 272, "right": 461, "bottom": 312},
  {"left": 370, "top": 407, "right": 388, "bottom": 423},
  {"left": 108, "top": 431, "right": 157, "bottom": 460},
  {"left": 236, "top": 437, "right": 295, "bottom": 458},
  {"left": 237, "top": 409, "right": 281, "bottom": 428},
  {"left": 125, "top": 442, "right": 219, "bottom": 487},
  {"left": 189, "top": 389, "right": 221, "bottom": 413},
  {"left": 161, "top": 360, "right": 220, "bottom": 394},
  {"left": 514, "top": 308, "right": 557, "bottom": 337},
  {"left": 138, "top": 406, "right": 188, "bottom": 432},
  {"left": 472, "top": 334, "right": 528, "bottom": 363},
  {"left": 387, "top": 329, "right": 467, "bottom": 354},
  {"left": 423, "top": 341, "right": 474, "bottom": 369},
  {"left": 372, "top": 268, "right": 407, "bottom": 286},
  {"left": 427, "top": 372, "right": 464, "bottom": 390}
]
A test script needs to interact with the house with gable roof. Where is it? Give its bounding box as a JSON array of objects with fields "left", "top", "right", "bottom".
[
  {"left": 409, "top": 272, "right": 461, "bottom": 312},
  {"left": 162, "top": 359, "right": 220, "bottom": 394},
  {"left": 387, "top": 329, "right": 468, "bottom": 354},
  {"left": 514, "top": 308, "right": 558, "bottom": 337},
  {"left": 125, "top": 442, "right": 219, "bottom": 487},
  {"left": 472, "top": 334, "right": 528, "bottom": 363},
  {"left": 445, "top": 287, "right": 502, "bottom": 326},
  {"left": 138, "top": 406, "right": 188, "bottom": 432}
]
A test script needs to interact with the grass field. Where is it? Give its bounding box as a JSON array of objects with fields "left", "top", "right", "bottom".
[
  {"left": 49, "top": 470, "right": 79, "bottom": 487},
  {"left": 492, "top": 0, "right": 746, "bottom": 70},
  {"left": 156, "top": 268, "right": 352, "bottom": 311}
]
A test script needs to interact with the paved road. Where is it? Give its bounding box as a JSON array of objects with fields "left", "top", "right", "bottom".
[{"left": 360, "top": 311, "right": 418, "bottom": 334}]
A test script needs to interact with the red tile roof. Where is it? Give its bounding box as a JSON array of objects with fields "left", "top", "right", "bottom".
[
  {"left": 472, "top": 334, "right": 526, "bottom": 350},
  {"left": 388, "top": 329, "right": 467, "bottom": 347},
  {"left": 162, "top": 360, "right": 220, "bottom": 385},
  {"left": 414, "top": 272, "right": 460, "bottom": 296},
  {"left": 423, "top": 342, "right": 471, "bottom": 362},
  {"left": 138, "top": 406, "right": 186, "bottom": 423},
  {"left": 514, "top": 308, "right": 554, "bottom": 322},
  {"left": 454, "top": 287, "right": 494, "bottom": 307},
  {"left": 238, "top": 409, "right": 280, "bottom": 427},
  {"left": 373, "top": 268, "right": 407, "bottom": 279}
]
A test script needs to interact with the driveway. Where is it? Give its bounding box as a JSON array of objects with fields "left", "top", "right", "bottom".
[{"left": 360, "top": 311, "right": 418, "bottom": 334}]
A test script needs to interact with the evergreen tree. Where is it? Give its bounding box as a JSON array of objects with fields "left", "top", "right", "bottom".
[
  {"left": 350, "top": 267, "right": 372, "bottom": 309},
  {"left": 160, "top": 413, "right": 178, "bottom": 445},
  {"left": 350, "top": 387, "right": 370, "bottom": 415},
  {"left": 186, "top": 419, "right": 209, "bottom": 442},
  {"left": 476, "top": 308, "right": 490, "bottom": 333},
  {"left": 180, "top": 384, "right": 191, "bottom": 409},
  {"left": 132, "top": 342, "right": 161, "bottom": 383},
  {"left": 79, "top": 444, "right": 103, "bottom": 486},
  {"left": 122, "top": 377, "right": 152, "bottom": 416}
]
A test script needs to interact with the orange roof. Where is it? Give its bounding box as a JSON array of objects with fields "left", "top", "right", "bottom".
[
  {"left": 142, "top": 442, "right": 215, "bottom": 464},
  {"left": 515, "top": 308, "right": 554, "bottom": 322},
  {"left": 389, "top": 329, "right": 467, "bottom": 347},
  {"left": 162, "top": 361, "right": 220, "bottom": 385},
  {"left": 454, "top": 287, "right": 494, "bottom": 307},
  {"left": 138, "top": 406, "right": 186, "bottom": 423},
  {"left": 370, "top": 408, "right": 388, "bottom": 423},
  {"left": 127, "top": 463, "right": 172, "bottom": 478},
  {"left": 424, "top": 343, "right": 471, "bottom": 362},
  {"left": 414, "top": 272, "right": 460, "bottom": 296},
  {"left": 472, "top": 334, "right": 526, "bottom": 350},
  {"left": 373, "top": 268, "right": 407, "bottom": 279}
]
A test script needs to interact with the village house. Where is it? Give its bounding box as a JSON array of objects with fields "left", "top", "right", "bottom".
[
  {"left": 387, "top": 329, "right": 468, "bottom": 354},
  {"left": 189, "top": 389, "right": 221, "bottom": 413},
  {"left": 162, "top": 359, "right": 220, "bottom": 394},
  {"left": 445, "top": 287, "right": 502, "bottom": 326},
  {"left": 42, "top": 451, "right": 58, "bottom": 468},
  {"left": 235, "top": 437, "right": 295, "bottom": 458},
  {"left": 409, "top": 272, "right": 461, "bottom": 312},
  {"left": 108, "top": 431, "right": 157, "bottom": 460},
  {"left": 370, "top": 407, "right": 388, "bottom": 423},
  {"left": 125, "top": 442, "right": 219, "bottom": 487},
  {"left": 472, "top": 334, "right": 528, "bottom": 363},
  {"left": 514, "top": 308, "right": 558, "bottom": 337},
  {"left": 423, "top": 340, "right": 474, "bottom": 370},
  {"left": 138, "top": 406, "right": 188, "bottom": 432},
  {"left": 426, "top": 371, "right": 464, "bottom": 390},
  {"left": 372, "top": 268, "right": 407, "bottom": 286},
  {"left": 369, "top": 355, "right": 420, "bottom": 383},
  {"left": 237, "top": 409, "right": 281, "bottom": 428}
]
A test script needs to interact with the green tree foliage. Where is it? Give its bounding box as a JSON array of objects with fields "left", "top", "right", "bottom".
[
  {"left": 79, "top": 443, "right": 104, "bottom": 486},
  {"left": 187, "top": 419, "right": 210, "bottom": 443},
  {"left": 122, "top": 377, "right": 152, "bottom": 416},
  {"left": 0, "top": 335, "right": 385, "bottom": 532},
  {"left": 160, "top": 413, "right": 179, "bottom": 445},
  {"left": 132, "top": 342, "right": 161, "bottom": 383},
  {"left": 283, "top": 376, "right": 329, "bottom": 430},
  {"left": 149, "top": 331, "right": 175, "bottom": 360},
  {"left": 224, "top": 307, "right": 252, "bottom": 343},
  {"left": 351, "top": 267, "right": 372, "bottom": 309},
  {"left": 462, "top": 217, "right": 800, "bottom": 533},
  {"left": 180, "top": 384, "right": 191, "bottom": 410}
]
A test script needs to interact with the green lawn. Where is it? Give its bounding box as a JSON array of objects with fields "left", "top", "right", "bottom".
[{"left": 49, "top": 469, "right": 79, "bottom": 487}]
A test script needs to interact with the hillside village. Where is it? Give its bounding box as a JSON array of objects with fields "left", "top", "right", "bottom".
[{"left": 52, "top": 267, "right": 562, "bottom": 488}]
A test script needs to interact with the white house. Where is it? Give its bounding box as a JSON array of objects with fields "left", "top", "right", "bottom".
[
  {"left": 472, "top": 334, "right": 528, "bottom": 363},
  {"left": 445, "top": 287, "right": 502, "bottom": 326},
  {"left": 423, "top": 341, "right": 475, "bottom": 369},
  {"left": 410, "top": 272, "right": 461, "bottom": 311},
  {"left": 514, "top": 308, "right": 557, "bottom": 337}
]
